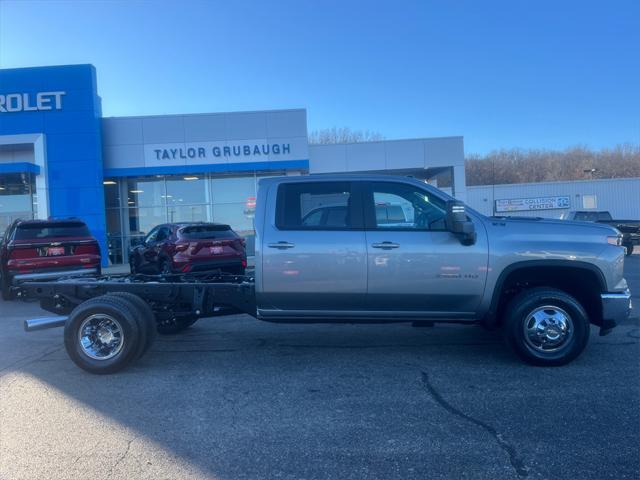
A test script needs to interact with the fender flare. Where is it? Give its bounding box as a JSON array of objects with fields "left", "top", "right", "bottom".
[{"left": 484, "top": 259, "right": 607, "bottom": 327}]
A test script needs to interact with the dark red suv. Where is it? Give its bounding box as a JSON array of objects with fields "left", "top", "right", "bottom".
[
  {"left": 0, "top": 219, "right": 102, "bottom": 300},
  {"left": 129, "top": 223, "right": 247, "bottom": 275}
]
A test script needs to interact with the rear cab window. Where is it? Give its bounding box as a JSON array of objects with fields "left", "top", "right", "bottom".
[
  {"left": 276, "top": 181, "right": 362, "bottom": 230},
  {"left": 14, "top": 222, "right": 91, "bottom": 240}
]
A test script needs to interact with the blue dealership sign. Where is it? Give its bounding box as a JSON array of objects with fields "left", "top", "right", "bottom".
[{"left": 0, "top": 65, "right": 108, "bottom": 265}]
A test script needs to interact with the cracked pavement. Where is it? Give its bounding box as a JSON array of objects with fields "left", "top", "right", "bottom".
[{"left": 0, "top": 256, "right": 639, "bottom": 479}]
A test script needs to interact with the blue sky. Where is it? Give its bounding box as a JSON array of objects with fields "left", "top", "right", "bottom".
[{"left": 0, "top": 0, "right": 638, "bottom": 154}]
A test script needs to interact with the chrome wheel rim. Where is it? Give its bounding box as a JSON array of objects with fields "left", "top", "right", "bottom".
[
  {"left": 524, "top": 305, "right": 573, "bottom": 353},
  {"left": 78, "top": 314, "right": 124, "bottom": 360}
]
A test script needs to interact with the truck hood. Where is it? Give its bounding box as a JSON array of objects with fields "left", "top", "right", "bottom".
[{"left": 487, "top": 216, "right": 620, "bottom": 236}]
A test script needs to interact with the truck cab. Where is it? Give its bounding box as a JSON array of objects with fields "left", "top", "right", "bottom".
[
  {"left": 255, "top": 174, "right": 631, "bottom": 365},
  {"left": 256, "top": 176, "right": 487, "bottom": 320}
]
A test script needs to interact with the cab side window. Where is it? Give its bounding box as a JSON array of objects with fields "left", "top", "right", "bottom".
[
  {"left": 277, "top": 182, "right": 360, "bottom": 230},
  {"left": 367, "top": 182, "right": 447, "bottom": 231}
]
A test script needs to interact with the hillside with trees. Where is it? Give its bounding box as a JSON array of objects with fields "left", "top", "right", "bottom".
[
  {"left": 309, "top": 128, "right": 639, "bottom": 186},
  {"left": 465, "top": 144, "right": 640, "bottom": 186},
  {"left": 308, "top": 127, "right": 385, "bottom": 144}
]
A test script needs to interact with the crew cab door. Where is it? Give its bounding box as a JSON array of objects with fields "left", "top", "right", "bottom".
[
  {"left": 259, "top": 181, "right": 367, "bottom": 314},
  {"left": 363, "top": 181, "right": 488, "bottom": 317}
]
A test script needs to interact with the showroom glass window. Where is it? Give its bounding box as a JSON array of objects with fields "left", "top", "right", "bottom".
[
  {"left": 0, "top": 173, "right": 36, "bottom": 234},
  {"left": 126, "top": 177, "right": 168, "bottom": 246},
  {"left": 166, "top": 176, "right": 208, "bottom": 223},
  {"left": 103, "top": 171, "right": 287, "bottom": 264},
  {"left": 210, "top": 176, "right": 256, "bottom": 236},
  {"left": 104, "top": 180, "right": 123, "bottom": 264}
]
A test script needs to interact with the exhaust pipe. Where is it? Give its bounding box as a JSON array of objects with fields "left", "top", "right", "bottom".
[{"left": 24, "top": 316, "right": 68, "bottom": 332}]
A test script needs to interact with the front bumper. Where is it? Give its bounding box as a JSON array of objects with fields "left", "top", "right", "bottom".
[{"left": 599, "top": 289, "right": 632, "bottom": 335}]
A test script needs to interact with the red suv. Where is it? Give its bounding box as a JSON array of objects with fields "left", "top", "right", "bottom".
[
  {"left": 129, "top": 223, "right": 247, "bottom": 275},
  {"left": 0, "top": 219, "right": 101, "bottom": 300}
]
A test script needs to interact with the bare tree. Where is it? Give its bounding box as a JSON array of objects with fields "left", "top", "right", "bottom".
[
  {"left": 465, "top": 144, "right": 640, "bottom": 186},
  {"left": 308, "top": 127, "right": 385, "bottom": 144}
]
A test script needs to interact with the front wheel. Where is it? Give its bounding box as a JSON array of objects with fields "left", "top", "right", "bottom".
[
  {"left": 503, "top": 288, "right": 590, "bottom": 366},
  {"left": 624, "top": 243, "right": 634, "bottom": 256}
]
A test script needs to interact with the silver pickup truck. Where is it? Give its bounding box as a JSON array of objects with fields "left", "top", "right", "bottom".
[{"left": 18, "top": 174, "right": 632, "bottom": 373}]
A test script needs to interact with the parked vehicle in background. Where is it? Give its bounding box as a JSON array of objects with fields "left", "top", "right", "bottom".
[
  {"left": 129, "top": 223, "right": 247, "bottom": 275},
  {"left": 0, "top": 219, "right": 101, "bottom": 300},
  {"left": 562, "top": 210, "right": 640, "bottom": 255}
]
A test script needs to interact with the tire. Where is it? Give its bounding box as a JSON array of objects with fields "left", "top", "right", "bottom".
[
  {"left": 106, "top": 292, "right": 157, "bottom": 357},
  {"left": 64, "top": 295, "right": 144, "bottom": 374},
  {"left": 502, "top": 287, "right": 590, "bottom": 366},
  {"left": 624, "top": 243, "right": 634, "bottom": 256},
  {"left": 157, "top": 315, "right": 198, "bottom": 335}
]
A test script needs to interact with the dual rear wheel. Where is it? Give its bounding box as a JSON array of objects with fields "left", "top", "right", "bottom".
[
  {"left": 64, "top": 293, "right": 199, "bottom": 374},
  {"left": 64, "top": 293, "right": 157, "bottom": 374}
]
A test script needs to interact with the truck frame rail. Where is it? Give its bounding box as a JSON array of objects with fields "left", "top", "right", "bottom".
[{"left": 16, "top": 271, "right": 257, "bottom": 319}]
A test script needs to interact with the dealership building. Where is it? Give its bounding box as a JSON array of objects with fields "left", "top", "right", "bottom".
[
  {"left": 1, "top": 64, "right": 638, "bottom": 265},
  {"left": 0, "top": 64, "right": 466, "bottom": 264}
]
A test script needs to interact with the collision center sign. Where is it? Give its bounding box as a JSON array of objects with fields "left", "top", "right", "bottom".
[{"left": 495, "top": 196, "right": 570, "bottom": 212}]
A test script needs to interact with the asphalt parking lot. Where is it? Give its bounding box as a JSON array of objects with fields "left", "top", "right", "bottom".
[{"left": 0, "top": 256, "right": 639, "bottom": 480}]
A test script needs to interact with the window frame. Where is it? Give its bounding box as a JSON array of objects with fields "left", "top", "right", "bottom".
[
  {"left": 275, "top": 181, "right": 365, "bottom": 231},
  {"left": 362, "top": 181, "right": 449, "bottom": 232}
]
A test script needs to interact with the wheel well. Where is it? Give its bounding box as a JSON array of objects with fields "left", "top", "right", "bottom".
[{"left": 493, "top": 266, "right": 603, "bottom": 327}]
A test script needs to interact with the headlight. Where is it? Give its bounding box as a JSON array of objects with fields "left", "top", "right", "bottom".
[{"left": 607, "top": 235, "right": 622, "bottom": 246}]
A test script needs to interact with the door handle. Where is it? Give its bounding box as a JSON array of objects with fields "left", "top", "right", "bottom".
[
  {"left": 268, "top": 241, "right": 296, "bottom": 249},
  {"left": 372, "top": 242, "right": 400, "bottom": 249}
]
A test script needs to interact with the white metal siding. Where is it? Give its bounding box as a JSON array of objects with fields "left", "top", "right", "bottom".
[{"left": 466, "top": 177, "right": 640, "bottom": 219}]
